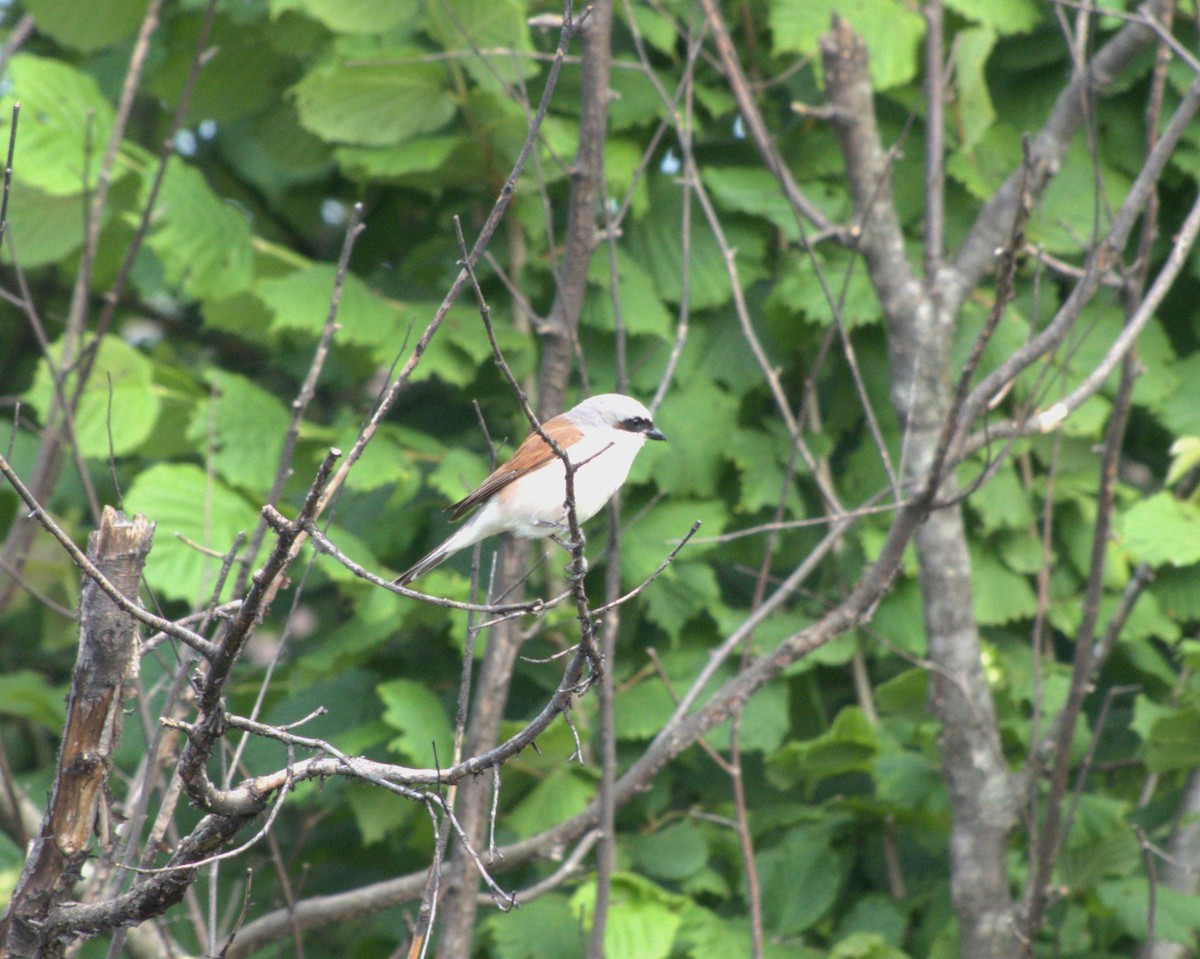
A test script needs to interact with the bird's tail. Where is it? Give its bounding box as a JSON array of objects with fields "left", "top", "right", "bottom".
[
  {"left": 393, "top": 519, "right": 484, "bottom": 587},
  {"left": 394, "top": 546, "right": 452, "bottom": 586}
]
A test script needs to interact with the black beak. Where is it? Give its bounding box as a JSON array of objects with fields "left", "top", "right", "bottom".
[{"left": 646, "top": 426, "right": 666, "bottom": 442}]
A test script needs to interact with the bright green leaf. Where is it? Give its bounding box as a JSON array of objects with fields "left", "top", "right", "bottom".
[
  {"left": 377, "top": 678, "right": 455, "bottom": 766},
  {"left": 0, "top": 671, "right": 67, "bottom": 727},
  {"left": 1120, "top": 493, "right": 1200, "bottom": 567},
  {"left": 292, "top": 59, "right": 456, "bottom": 147},
  {"left": 23, "top": 334, "right": 160, "bottom": 459},
  {"left": 768, "top": 0, "right": 925, "bottom": 91},
  {"left": 124, "top": 464, "right": 260, "bottom": 602}
]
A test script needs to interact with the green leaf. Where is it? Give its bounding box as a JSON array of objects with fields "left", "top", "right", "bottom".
[
  {"left": 963, "top": 460, "right": 1034, "bottom": 533},
  {"left": 1141, "top": 707, "right": 1200, "bottom": 773},
  {"left": 582, "top": 249, "right": 674, "bottom": 338},
  {"left": 0, "top": 671, "right": 67, "bottom": 727},
  {"left": 1097, "top": 877, "right": 1200, "bottom": 945},
  {"left": 274, "top": 0, "right": 421, "bottom": 33},
  {"left": 377, "top": 678, "right": 454, "bottom": 766},
  {"left": 1120, "top": 492, "right": 1200, "bottom": 567},
  {"left": 25, "top": 0, "right": 150, "bottom": 51},
  {"left": 767, "top": 707, "right": 878, "bottom": 791},
  {"left": 642, "top": 561, "right": 722, "bottom": 641},
  {"left": 23, "top": 334, "right": 160, "bottom": 459},
  {"left": 626, "top": 176, "right": 745, "bottom": 311},
  {"left": 125, "top": 464, "right": 260, "bottom": 602},
  {"left": 1057, "top": 794, "right": 1139, "bottom": 887},
  {"left": 645, "top": 382, "right": 738, "bottom": 498},
  {"left": 706, "top": 680, "right": 791, "bottom": 754},
  {"left": 144, "top": 158, "right": 254, "bottom": 301},
  {"left": 614, "top": 679, "right": 675, "bottom": 741},
  {"left": 677, "top": 904, "right": 820, "bottom": 959},
  {"left": 953, "top": 27, "right": 997, "bottom": 151},
  {"left": 189, "top": 370, "right": 290, "bottom": 494},
  {"left": 768, "top": 0, "right": 925, "bottom": 91},
  {"left": 292, "top": 59, "right": 456, "bottom": 147},
  {"left": 507, "top": 766, "right": 596, "bottom": 839},
  {"left": 828, "top": 932, "right": 911, "bottom": 959},
  {"left": 757, "top": 819, "right": 851, "bottom": 935},
  {"left": 335, "top": 135, "right": 464, "bottom": 181},
  {"left": 571, "top": 874, "right": 686, "bottom": 959},
  {"left": 628, "top": 822, "right": 709, "bottom": 882},
  {"left": 944, "top": 0, "right": 1042, "bottom": 34},
  {"left": 969, "top": 545, "right": 1038, "bottom": 624},
  {"left": 1167, "top": 437, "right": 1200, "bottom": 487},
  {"left": 0, "top": 55, "right": 117, "bottom": 195},
  {"left": 258, "top": 264, "right": 406, "bottom": 352},
  {"left": 424, "top": 0, "right": 538, "bottom": 90},
  {"left": 703, "top": 166, "right": 802, "bottom": 242},
  {"left": 1152, "top": 564, "right": 1200, "bottom": 622},
  {"left": 484, "top": 894, "right": 584, "bottom": 959},
  {"left": 347, "top": 784, "right": 415, "bottom": 845}
]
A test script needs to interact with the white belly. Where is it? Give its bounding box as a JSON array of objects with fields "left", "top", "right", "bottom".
[{"left": 496, "top": 429, "right": 645, "bottom": 538}]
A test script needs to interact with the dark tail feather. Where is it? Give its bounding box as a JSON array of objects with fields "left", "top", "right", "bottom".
[{"left": 394, "top": 547, "right": 451, "bottom": 587}]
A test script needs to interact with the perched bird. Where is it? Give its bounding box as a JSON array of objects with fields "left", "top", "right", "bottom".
[{"left": 395, "top": 394, "right": 665, "bottom": 586}]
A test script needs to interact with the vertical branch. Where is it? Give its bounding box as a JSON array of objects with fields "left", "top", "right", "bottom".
[
  {"left": 0, "top": 507, "right": 154, "bottom": 958},
  {"left": 1020, "top": 355, "right": 1138, "bottom": 950},
  {"left": 536, "top": 0, "right": 614, "bottom": 417},
  {"left": 923, "top": 0, "right": 945, "bottom": 284}
]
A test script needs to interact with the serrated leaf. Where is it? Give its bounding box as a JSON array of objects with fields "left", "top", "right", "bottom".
[
  {"left": 189, "top": 370, "right": 290, "bottom": 493},
  {"left": 484, "top": 894, "right": 584, "bottom": 959},
  {"left": 23, "top": 334, "right": 160, "bottom": 459},
  {"left": 706, "top": 680, "right": 790, "bottom": 754},
  {"left": 292, "top": 59, "right": 456, "bottom": 147},
  {"left": 145, "top": 159, "right": 254, "bottom": 301},
  {"left": 757, "top": 820, "right": 851, "bottom": 935},
  {"left": 125, "top": 464, "right": 260, "bottom": 602},
  {"left": 377, "top": 678, "right": 454, "bottom": 766},
  {"left": 768, "top": 0, "right": 925, "bottom": 91},
  {"left": 646, "top": 382, "right": 738, "bottom": 497},
  {"left": 1141, "top": 707, "right": 1200, "bottom": 773},
  {"left": 274, "top": 0, "right": 421, "bottom": 33},
  {"left": 1097, "top": 878, "right": 1200, "bottom": 945},
  {"left": 1167, "top": 437, "right": 1200, "bottom": 487},
  {"left": 970, "top": 545, "right": 1038, "bottom": 624},
  {"left": 614, "top": 679, "right": 675, "bottom": 741},
  {"left": 1120, "top": 493, "right": 1200, "bottom": 567},
  {"left": 424, "top": 0, "right": 538, "bottom": 90},
  {"left": 582, "top": 249, "right": 674, "bottom": 338},
  {"left": 954, "top": 27, "right": 997, "bottom": 151},
  {"left": 347, "top": 781, "right": 415, "bottom": 845},
  {"left": 828, "top": 933, "right": 911, "bottom": 959},
  {"left": 945, "top": 0, "right": 1042, "bottom": 34},
  {"left": 335, "top": 135, "right": 464, "bottom": 181},
  {"left": 0, "top": 55, "right": 117, "bottom": 195},
  {"left": 571, "top": 875, "right": 686, "bottom": 959},
  {"left": 628, "top": 822, "right": 708, "bottom": 882},
  {"left": 258, "top": 263, "right": 406, "bottom": 351},
  {"left": 507, "top": 766, "right": 596, "bottom": 839},
  {"left": 0, "top": 671, "right": 67, "bottom": 727},
  {"left": 767, "top": 707, "right": 878, "bottom": 791},
  {"left": 626, "top": 176, "right": 743, "bottom": 311}
]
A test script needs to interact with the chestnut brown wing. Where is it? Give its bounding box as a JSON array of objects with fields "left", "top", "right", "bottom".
[{"left": 446, "top": 414, "right": 583, "bottom": 521}]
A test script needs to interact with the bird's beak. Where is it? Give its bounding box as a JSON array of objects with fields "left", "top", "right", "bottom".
[{"left": 646, "top": 426, "right": 666, "bottom": 442}]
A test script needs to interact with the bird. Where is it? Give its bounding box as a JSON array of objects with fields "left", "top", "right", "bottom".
[{"left": 395, "top": 394, "right": 666, "bottom": 586}]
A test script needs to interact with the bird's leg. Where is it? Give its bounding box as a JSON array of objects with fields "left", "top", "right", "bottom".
[{"left": 548, "top": 531, "right": 588, "bottom": 580}]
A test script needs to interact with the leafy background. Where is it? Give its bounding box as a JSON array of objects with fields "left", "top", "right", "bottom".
[{"left": 2, "top": 0, "right": 1200, "bottom": 957}]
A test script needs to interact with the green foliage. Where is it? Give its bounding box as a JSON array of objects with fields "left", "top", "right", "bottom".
[{"left": 3, "top": 1, "right": 1199, "bottom": 957}]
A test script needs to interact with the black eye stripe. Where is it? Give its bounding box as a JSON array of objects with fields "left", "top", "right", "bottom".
[{"left": 618, "top": 416, "right": 652, "bottom": 432}]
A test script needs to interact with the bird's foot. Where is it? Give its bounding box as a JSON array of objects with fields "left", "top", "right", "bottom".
[{"left": 565, "top": 554, "right": 589, "bottom": 581}]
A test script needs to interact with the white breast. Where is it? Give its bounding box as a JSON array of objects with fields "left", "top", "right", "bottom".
[{"left": 497, "top": 427, "right": 646, "bottom": 538}]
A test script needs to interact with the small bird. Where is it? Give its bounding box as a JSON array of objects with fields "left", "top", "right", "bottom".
[{"left": 395, "top": 394, "right": 666, "bottom": 586}]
